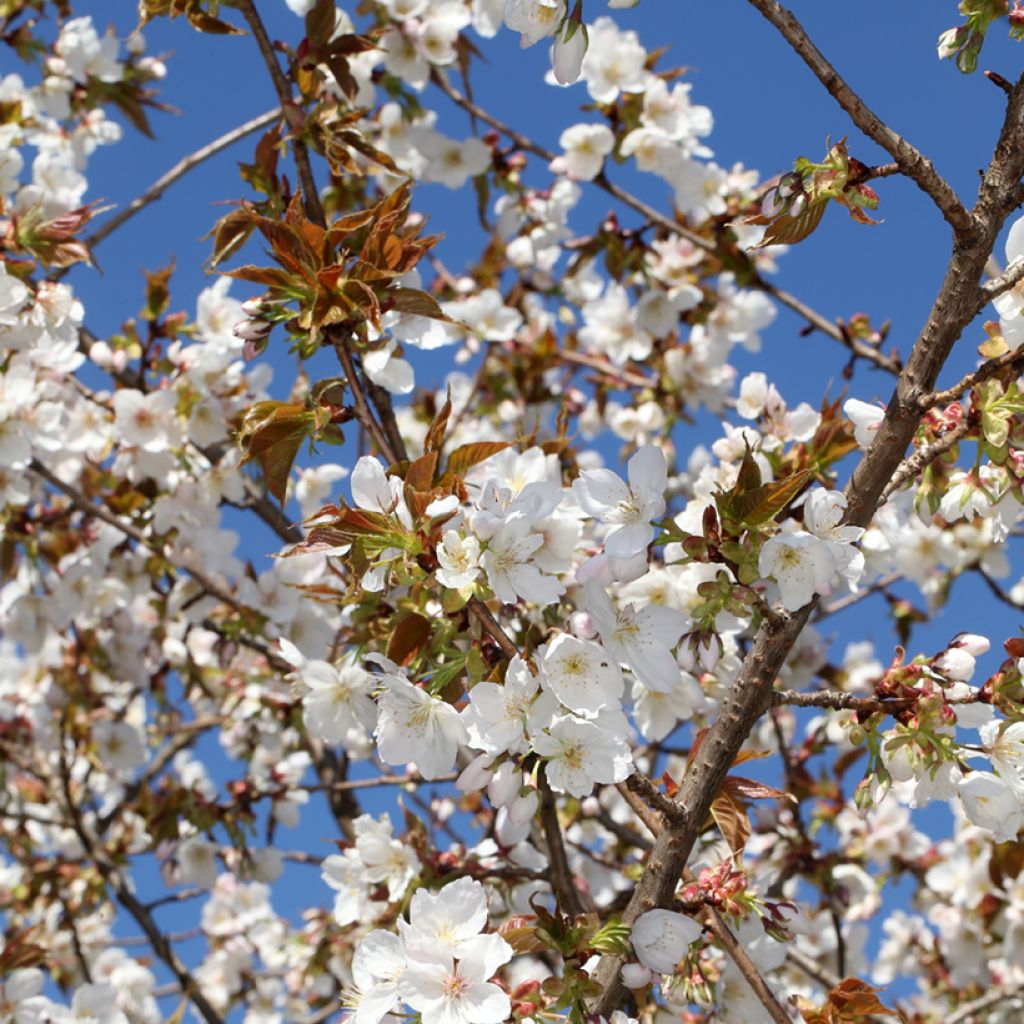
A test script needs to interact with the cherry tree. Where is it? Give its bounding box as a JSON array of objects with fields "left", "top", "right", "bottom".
[{"left": 6, "top": 2, "right": 1024, "bottom": 1023}]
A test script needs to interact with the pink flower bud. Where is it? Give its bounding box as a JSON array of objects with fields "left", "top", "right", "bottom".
[{"left": 570, "top": 610, "right": 597, "bottom": 639}]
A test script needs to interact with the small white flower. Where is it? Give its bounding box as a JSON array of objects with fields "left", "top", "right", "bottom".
[
  {"left": 399, "top": 938, "right": 512, "bottom": 1024},
  {"left": 958, "top": 771, "right": 1024, "bottom": 842},
  {"left": 436, "top": 530, "right": 482, "bottom": 590},
  {"left": 584, "top": 581, "right": 687, "bottom": 692},
  {"left": 462, "top": 655, "right": 538, "bottom": 755},
  {"left": 375, "top": 671, "right": 469, "bottom": 779},
  {"left": 758, "top": 531, "right": 837, "bottom": 611},
  {"left": 301, "top": 658, "right": 377, "bottom": 749},
  {"left": 538, "top": 632, "right": 624, "bottom": 716},
  {"left": 481, "top": 514, "right": 565, "bottom": 605},
  {"left": 981, "top": 720, "right": 1024, "bottom": 796},
  {"left": 631, "top": 909, "right": 702, "bottom": 975},
  {"left": 557, "top": 123, "right": 614, "bottom": 181},
  {"left": 531, "top": 713, "right": 632, "bottom": 796},
  {"left": 573, "top": 444, "right": 667, "bottom": 559},
  {"left": 399, "top": 875, "right": 493, "bottom": 959},
  {"left": 348, "top": 930, "right": 406, "bottom": 1024}
]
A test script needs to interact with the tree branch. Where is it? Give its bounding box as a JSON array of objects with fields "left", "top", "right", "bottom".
[
  {"left": 334, "top": 338, "right": 398, "bottom": 462},
  {"left": 83, "top": 108, "right": 280, "bottom": 251},
  {"left": 745, "top": 0, "right": 971, "bottom": 234},
  {"left": 879, "top": 416, "right": 971, "bottom": 504}
]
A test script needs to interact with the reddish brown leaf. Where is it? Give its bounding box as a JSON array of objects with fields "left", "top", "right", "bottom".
[
  {"left": 425, "top": 393, "right": 453, "bottom": 454},
  {"left": 710, "top": 790, "right": 750, "bottom": 854},
  {"left": 443, "top": 441, "right": 512, "bottom": 480},
  {"left": 387, "top": 612, "right": 431, "bottom": 667}
]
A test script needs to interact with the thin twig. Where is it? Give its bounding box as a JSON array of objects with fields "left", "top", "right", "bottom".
[
  {"left": 879, "top": 416, "right": 972, "bottom": 504},
  {"left": 704, "top": 904, "right": 794, "bottom": 1024},
  {"left": 771, "top": 688, "right": 976, "bottom": 713},
  {"left": 917, "top": 345, "right": 1024, "bottom": 409},
  {"left": 624, "top": 772, "right": 685, "bottom": 826},
  {"left": 946, "top": 983, "right": 1024, "bottom": 1024},
  {"left": 334, "top": 338, "right": 397, "bottom": 462},
  {"left": 815, "top": 572, "right": 901, "bottom": 620},
  {"left": 84, "top": 108, "right": 280, "bottom": 251},
  {"left": 466, "top": 596, "right": 525, "bottom": 662},
  {"left": 980, "top": 257, "right": 1024, "bottom": 306}
]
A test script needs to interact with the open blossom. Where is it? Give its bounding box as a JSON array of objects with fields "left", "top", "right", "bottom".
[
  {"left": 631, "top": 909, "right": 702, "bottom": 974},
  {"left": 758, "top": 531, "right": 836, "bottom": 611},
  {"left": 352, "top": 814, "right": 419, "bottom": 899},
  {"left": 538, "top": 632, "right": 624, "bottom": 715},
  {"left": 481, "top": 513, "right": 565, "bottom": 605},
  {"left": 462, "top": 655, "right": 538, "bottom": 755},
  {"left": 980, "top": 720, "right": 1024, "bottom": 795},
  {"left": 399, "top": 939, "right": 512, "bottom": 1024},
  {"left": 399, "top": 875, "right": 494, "bottom": 959},
  {"left": 801, "top": 488, "right": 865, "bottom": 585},
  {"left": 504, "top": 0, "right": 563, "bottom": 47},
  {"left": 584, "top": 581, "right": 687, "bottom": 692},
  {"left": 300, "top": 657, "right": 376, "bottom": 750},
  {"left": 573, "top": 444, "right": 668, "bottom": 558},
  {"left": 348, "top": 930, "right": 406, "bottom": 1024},
  {"left": 938, "top": 469, "right": 995, "bottom": 523},
  {"left": 958, "top": 771, "right": 1024, "bottom": 842},
  {"left": 374, "top": 669, "right": 469, "bottom": 779},
  {"left": 993, "top": 211, "right": 1024, "bottom": 320},
  {"left": 531, "top": 713, "right": 633, "bottom": 796},
  {"left": 436, "top": 530, "right": 482, "bottom": 589},
  {"left": 557, "top": 123, "right": 614, "bottom": 181}
]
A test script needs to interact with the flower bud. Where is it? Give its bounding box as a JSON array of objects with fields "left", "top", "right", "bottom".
[
  {"left": 951, "top": 632, "right": 990, "bottom": 657},
  {"left": 570, "top": 610, "right": 597, "bottom": 639},
  {"left": 551, "top": 23, "right": 587, "bottom": 85},
  {"left": 621, "top": 963, "right": 653, "bottom": 988},
  {"left": 456, "top": 753, "right": 493, "bottom": 793},
  {"left": 487, "top": 762, "right": 522, "bottom": 808},
  {"left": 937, "top": 25, "right": 967, "bottom": 59},
  {"left": 508, "top": 789, "right": 539, "bottom": 825}
]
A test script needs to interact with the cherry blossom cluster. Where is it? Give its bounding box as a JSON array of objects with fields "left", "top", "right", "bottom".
[{"left": 5, "top": 2, "right": 1024, "bottom": 1024}]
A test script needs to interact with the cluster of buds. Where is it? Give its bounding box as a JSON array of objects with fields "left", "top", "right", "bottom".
[
  {"left": 233, "top": 294, "right": 288, "bottom": 359},
  {"left": 679, "top": 861, "right": 750, "bottom": 917}
]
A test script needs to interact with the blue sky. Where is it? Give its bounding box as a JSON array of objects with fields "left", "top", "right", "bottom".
[{"left": 45, "top": 0, "right": 1024, "bottom": 1009}]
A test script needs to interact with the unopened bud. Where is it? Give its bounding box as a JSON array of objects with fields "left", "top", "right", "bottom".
[
  {"left": 570, "top": 610, "right": 597, "bottom": 639},
  {"left": 621, "top": 963, "right": 653, "bottom": 988}
]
